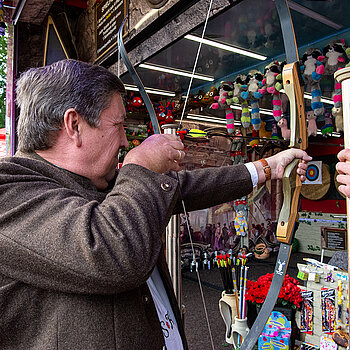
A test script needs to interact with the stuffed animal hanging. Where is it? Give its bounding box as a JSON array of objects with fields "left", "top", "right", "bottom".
[
  {"left": 333, "top": 87, "right": 343, "bottom": 132},
  {"left": 230, "top": 130, "right": 247, "bottom": 164},
  {"left": 247, "top": 70, "right": 264, "bottom": 131},
  {"left": 232, "top": 75, "right": 251, "bottom": 128},
  {"left": 323, "top": 39, "right": 350, "bottom": 123},
  {"left": 301, "top": 48, "right": 325, "bottom": 122},
  {"left": 210, "top": 81, "right": 235, "bottom": 134},
  {"left": 233, "top": 198, "right": 249, "bottom": 231},
  {"left": 323, "top": 39, "right": 348, "bottom": 75},
  {"left": 234, "top": 210, "right": 248, "bottom": 237},
  {"left": 260, "top": 61, "right": 283, "bottom": 123}
]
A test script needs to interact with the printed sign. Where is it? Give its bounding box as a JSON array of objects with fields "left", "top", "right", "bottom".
[
  {"left": 96, "top": 0, "right": 126, "bottom": 60},
  {"left": 321, "top": 227, "right": 347, "bottom": 251}
]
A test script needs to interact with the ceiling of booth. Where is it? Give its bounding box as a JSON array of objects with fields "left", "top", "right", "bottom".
[{"left": 121, "top": 0, "right": 350, "bottom": 96}]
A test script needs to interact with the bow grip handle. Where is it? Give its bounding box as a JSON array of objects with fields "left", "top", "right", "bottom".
[{"left": 276, "top": 158, "right": 302, "bottom": 244}]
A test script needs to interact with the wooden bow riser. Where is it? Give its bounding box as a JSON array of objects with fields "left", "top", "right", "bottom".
[{"left": 276, "top": 62, "right": 308, "bottom": 245}]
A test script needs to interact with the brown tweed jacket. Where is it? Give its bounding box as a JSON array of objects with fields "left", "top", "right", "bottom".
[{"left": 0, "top": 151, "right": 252, "bottom": 349}]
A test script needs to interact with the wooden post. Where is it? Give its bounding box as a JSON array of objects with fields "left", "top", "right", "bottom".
[{"left": 334, "top": 67, "right": 350, "bottom": 334}]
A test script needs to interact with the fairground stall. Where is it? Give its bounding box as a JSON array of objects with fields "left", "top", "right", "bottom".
[{"left": 3, "top": 0, "right": 350, "bottom": 349}]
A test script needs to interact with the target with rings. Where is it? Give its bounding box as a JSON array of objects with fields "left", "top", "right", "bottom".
[{"left": 306, "top": 164, "right": 320, "bottom": 182}]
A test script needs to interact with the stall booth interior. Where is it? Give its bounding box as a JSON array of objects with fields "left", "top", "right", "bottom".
[
  {"left": 118, "top": 1, "right": 350, "bottom": 349},
  {"left": 120, "top": 0, "right": 349, "bottom": 260}
]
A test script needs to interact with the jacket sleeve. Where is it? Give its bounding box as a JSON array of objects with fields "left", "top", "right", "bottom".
[
  {"left": 0, "top": 158, "right": 253, "bottom": 295},
  {"left": 0, "top": 162, "right": 179, "bottom": 295},
  {"left": 171, "top": 163, "right": 253, "bottom": 213}
]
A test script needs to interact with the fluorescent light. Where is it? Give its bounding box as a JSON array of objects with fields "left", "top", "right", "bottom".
[
  {"left": 187, "top": 114, "right": 226, "bottom": 124},
  {"left": 280, "top": 89, "right": 334, "bottom": 105},
  {"left": 124, "top": 84, "right": 175, "bottom": 97},
  {"left": 186, "top": 113, "right": 241, "bottom": 126},
  {"left": 139, "top": 63, "right": 214, "bottom": 81},
  {"left": 185, "top": 34, "right": 267, "bottom": 61},
  {"left": 316, "top": 130, "right": 342, "bottom": 137},
  {"left": 304, "top": 92, "right": 334, "bottom": 105},
  {"left": 230, "top": 104, "right": 274, "bottom": 116},
  {"left": 288, "top": 1, "right": 343, "bottom": 30}
]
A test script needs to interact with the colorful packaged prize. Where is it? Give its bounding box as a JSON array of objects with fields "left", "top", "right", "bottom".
[
  {"left": 258, "top": 311, "right": 291, "bottom": 350},
  {"left": 300, "top": 290, "right": 314, "bottom": 334}
]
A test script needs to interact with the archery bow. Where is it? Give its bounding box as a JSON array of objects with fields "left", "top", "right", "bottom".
[
  {"left": 117, "top": 17, "right": 161, "bottom": 135},
  {"left": 240, "top": 1, "right": 307, "bottom": 349},
  {"left": 117, "top": 8, "right": 216, "bottom": 349}
]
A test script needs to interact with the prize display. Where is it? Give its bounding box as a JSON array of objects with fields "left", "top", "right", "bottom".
[{"left": 301, "top": 291, "right": 314, "bottom": 334}]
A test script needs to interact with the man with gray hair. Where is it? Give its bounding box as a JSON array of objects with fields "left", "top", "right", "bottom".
[{"left": 0, "top": 59, "right": 311, "bottom": 349}]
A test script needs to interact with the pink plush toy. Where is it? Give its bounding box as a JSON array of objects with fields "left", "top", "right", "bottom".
[
  {"left": 260, "top": 61, "right": 283, "bottom": 122},
  {"left": 210, "top": 81, "right": 235, "bottom": 134},
  {"left": 306, "top": 110, "right": 317, "bottom": 137},
  {"left": 277, "top": 117, "right": 291, "bottom": 140}
]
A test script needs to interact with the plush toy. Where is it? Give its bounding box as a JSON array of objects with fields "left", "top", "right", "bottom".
[
  {"left": 333, "top": 90, "right": 343, "bottom": 133},
  {"left": 234, "top": 210, "right": 248, "bottom": 237},
  {"left": 194, "top": 90, "right": 205, "bottom": 107},
  {"left": 249, "top": 129, "right": 259, "bottom": 147},
  {"left": 132, "top": 96, "right": 146, "bottom": 114},
  {"left": 164, "top": 101, "right": 175, "bottom": 124},
  {"left": 172, "top": 97, "right": 184, "bottom": 116},
  {"left": 247, "top": 70, "right": 264, "bottom": 131},
  {"left": 333, "top": 107, "right": 343, "bottom": 132},
  {"left": 186, "top": 94, "right": 199, "bottom": 111},
  {"left": 125, "top": 92, "right": 135, "bottom": 113},
  {"left": 155, "top": 103, "right": 166, "bottom": 123},
  {"left": 277, "top": 117, "right": 290, "bottom": 141},
  {"left": 323, "top": 39, "right": 348, "bottom": 75},
  {"left": 259, "top": 120, "right": 272, "bottom": 139},
  {"left": 301, "top": 48, "right": 325, "bottom": 122},
  {"left": 210, "top": 81, "right": 235, "bottom": 134},
  {"left": 233, "top": 198, "right": 249, "bottom": 223},
  {"left": 232, "top": 75, "right": 251, "bottom": 128},
  {"left": 306, "top": 110, "right": 317, "bottom": 137},
  {"left": 230, "top": 129, "right": 247, "bottom": 164},
  {"left": 146, "top": 103, "right": 166, "bottom": 135},
  {"left": 261, "top": 61, "right": 283, "bottom": 122},
  {"left": 321, "top": 113, "right": 334, "bottom": 136},
  {"left": 323, "top": 40, "right": 350, "bottom": 123},
  {"left": 202, "top": 86, "right": 218, "bottom": 107},
  {"left": 271, "top": 122, "right": 279, "bottom": 140},
  {"left": 332, "top": 78, "right": 343, "bottom": 125}
]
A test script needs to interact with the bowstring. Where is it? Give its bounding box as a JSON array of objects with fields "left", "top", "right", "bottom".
[
  {"left": 177, "top": 0, "right": 214, "bottom": 131},
  {"left": 176, "top": 1, "right": 215, "bottom": 349}
]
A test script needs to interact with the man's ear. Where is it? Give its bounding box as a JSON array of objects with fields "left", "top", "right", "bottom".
[{"left": 63, "top": 108, "right": 82, "bottom": 147}]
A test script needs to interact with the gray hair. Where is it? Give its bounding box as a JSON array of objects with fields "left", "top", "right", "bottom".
[{"left": 16, "top": 59, "right": 126, "bottom": 152}]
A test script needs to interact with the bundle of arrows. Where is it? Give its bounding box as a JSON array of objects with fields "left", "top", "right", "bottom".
[{"left": 216, "top": 253, "right": 249, "bottom": 319}]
